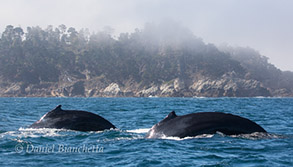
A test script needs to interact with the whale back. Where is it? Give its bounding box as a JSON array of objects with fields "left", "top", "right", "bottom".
[
  {"left": 146, "top": 111, "right": 267, "bottom": 138},
  {"left": 30, "top": 105, "right": 116, "bottom": 131}
]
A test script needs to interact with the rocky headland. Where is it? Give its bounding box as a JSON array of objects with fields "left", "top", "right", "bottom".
[
  {"left": 0, "top": 71, "right": 288, "bottom": 97},
  {"left": 0, "top": 23, "right": 292, "bottom": 97}
]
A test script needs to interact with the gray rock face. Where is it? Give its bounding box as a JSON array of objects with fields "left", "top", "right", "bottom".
[
  {"left": 2, "top": 83, "right": 22, "bottom": 96},
  {"left": 190, "top": 77, "right": 270, "bottom": 97},
  {"left": 137, "top": 78, "right": 188, "bottom": 97},
  {"left": 103, "top": 83, "right": 122, "bottom": 97},
  {"left": 137, "top": 85, "right": 159, "bottom": 97},
  {"left": 174, "top": 78, "right": 185, "bottom": 92},
  {"left": 160, "top": 82, "right": 175, "bottom": 96},
  {"left": 0, "top": 73, "right": 286, "bottom": 97}
]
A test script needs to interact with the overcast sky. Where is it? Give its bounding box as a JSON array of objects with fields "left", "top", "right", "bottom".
[{"left": 1, "top": 0, "right": 292, "bottom": 71}]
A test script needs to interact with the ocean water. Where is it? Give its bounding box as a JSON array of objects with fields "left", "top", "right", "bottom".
[{"left": 0, "top": 97, "right": 292, "bottom": 167}]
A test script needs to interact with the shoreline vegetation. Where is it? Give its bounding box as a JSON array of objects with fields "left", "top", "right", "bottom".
[{"left": 0, "top": 21, "right": 292, "bottom": 97}]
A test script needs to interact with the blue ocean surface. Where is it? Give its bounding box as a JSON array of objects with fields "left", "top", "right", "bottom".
[{"left": 0, "top": 97, "right": 292, "bottom": 166}]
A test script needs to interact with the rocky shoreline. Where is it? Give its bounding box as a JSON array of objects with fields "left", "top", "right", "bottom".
[{"left": 1, "top": 72, "right": 290, "bottom": 97}]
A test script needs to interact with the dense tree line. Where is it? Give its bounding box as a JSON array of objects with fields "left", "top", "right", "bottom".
[
  {"left": 219, "top": 45, "right": 293, "bottom": 91},
  {"left": 0, "top": 22, "right": 291, "bottom": 92}
]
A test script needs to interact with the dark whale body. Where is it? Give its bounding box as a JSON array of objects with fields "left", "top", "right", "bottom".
[
  {"left": 146, "top": 111, "right": 266, "bottom": 138},
  {"left": 30, "top": 105, "right": 116, "bottom": 131}
]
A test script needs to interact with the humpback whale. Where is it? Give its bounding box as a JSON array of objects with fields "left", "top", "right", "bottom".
[
  {"left": 30, "top": 105, "right": 116, "bottom": 131},
  {"left": 146, "top": 111, "right": 266, "bottom": 138}
]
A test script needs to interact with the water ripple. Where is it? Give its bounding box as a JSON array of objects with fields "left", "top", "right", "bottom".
[{"left": 0, "top": 97, "right": 292, "bottom": 166}]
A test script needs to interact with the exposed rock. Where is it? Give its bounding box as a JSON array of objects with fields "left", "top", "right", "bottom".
[
  {"left": 3, "top": 83, "right": 21, "bottom": 96},
  {"left": 190, "top": 75, "right": 271, "bottom": 97},
  {"left": 83, "top": 75, "right": 110, "bottom": 97},
  {"left": 272, "top": 88, "right": 292, "bottom": 97},
  {"left": 160, "top": 82, "right": 175, "bottom": 96},
  {"left": 174, "top": 78, "right": 185, "bottom": 91},
  {"left": 137, "top": 85, "right": 159, "bottom": 97},
  {"left": 70, "top": 81, "right": 85, "bottom": 97},
  {"left": 0, "top": 72, "right": 284, "bottom": 97},
  {"left": 103, "top": 83, "right": 121, "bottom": 97},
  {"left": 50, "top": 81, "right": 85, "bottom": 97}
]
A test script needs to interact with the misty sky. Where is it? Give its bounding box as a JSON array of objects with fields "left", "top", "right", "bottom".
[{"left": 0, "top": 0, "right": 292, "bottom": 71}]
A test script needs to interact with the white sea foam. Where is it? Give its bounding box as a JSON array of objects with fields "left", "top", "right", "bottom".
[
  {"left": 148, "top": 95, "right": 158, "bottom": 98},
  {"left": 160, "top": 134, "right": 215, "bottom": 140},
  {"left": 255, "top": 96, "right": 266, "bottom": 98},
  {"left": 127, "top": 128, "right": 150, "bottom": 133},
  {"left": 230, "top": 132, "right": 281, "bottom": 139},
  {"left": 6, "top": 127, "right": 71, "bottom": 138},
  {"left": 192, "top": 96, "right": 207, "bottom": 98},
  {"left": 0, "top": 130, "right": 41, "bottom": 138},
  {"left": 116, "top": 136, "right": 145, "bottom": 140}
]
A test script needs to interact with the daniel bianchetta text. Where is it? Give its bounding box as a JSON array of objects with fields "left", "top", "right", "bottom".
[{"left": 15, "top": 143, "right": 104, "bottom": 153}]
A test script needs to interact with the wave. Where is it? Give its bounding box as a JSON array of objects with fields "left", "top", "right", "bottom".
[
  {"left": 147, "top": 132, "right": 284, "bottom": 140},
  {"left": 101, "top": 136, "right": 145, "bottom": 142},
  {"left": 192, "top": 96, "right": 208, "bottom": 98},
  {"left": 126, "top": 128, "right": 150, "bottom": 133},
  {"left": 1, "top": 127, "right": 285, "bottom": 141},
  {"left": 8, "top": 128, "right": 69, "bottom": 138},
  {"left": 1, "top": 127, "right": 86, "bottom": 139},
  {"left": 161, "top": 134, "right": 215, "bottom": 140},
  {"left": 230, "top": 132, "right": 285, "bottom": 139}
]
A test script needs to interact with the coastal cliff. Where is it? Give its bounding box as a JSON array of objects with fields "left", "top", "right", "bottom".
[
  {"left": 0, "top": 23, "right": 292, "bottom": 97},
  {"left": 0, "top": 73, "right": 285, "bottom": 97}
]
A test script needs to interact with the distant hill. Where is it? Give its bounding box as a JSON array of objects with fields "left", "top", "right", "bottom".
[{"left": 0, "top": 22, "right": 292, "bottom": 97}]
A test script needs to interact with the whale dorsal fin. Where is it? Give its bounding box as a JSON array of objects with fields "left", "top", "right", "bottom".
[
  {"left": 162, "top": 111, "right": 177, "bottom": 122},
  {"left": 168, "top": 111, "right": 177, "bottom": 119},
  {"left": 53, "top": 105, "right": 62, "bottom": 111}
]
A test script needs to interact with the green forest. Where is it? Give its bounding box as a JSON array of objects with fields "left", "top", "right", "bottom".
[{"left": 0, "top": 22, "right": 292, "bottom": 97}]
